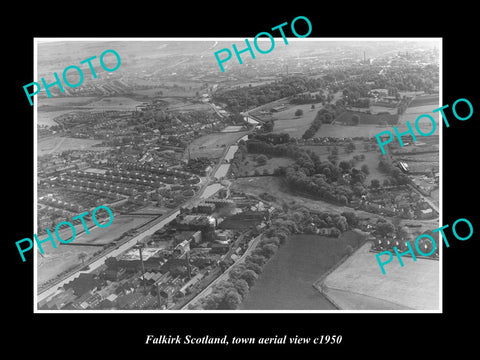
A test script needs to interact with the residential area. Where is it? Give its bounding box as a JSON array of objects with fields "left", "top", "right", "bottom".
[{"left": 37, "top": 39, "right": 440, "bottom": 311}]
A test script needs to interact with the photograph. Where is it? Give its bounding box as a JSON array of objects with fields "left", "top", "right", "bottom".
[{"left": 33, "top": 38, "right": 441, "bottom": 312}]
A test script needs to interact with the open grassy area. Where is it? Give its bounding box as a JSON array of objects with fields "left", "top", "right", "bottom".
[
  {"left": 321, "top": 242, "right": 439, "bottom": 310},
  {"left": 240, "top": 232, "right": 362, "bottom": 310},
  {"left": 186, "top": 131, "right": 249, "bottom": 159},
  {"left": 37, "top": 214, "right": 157, "bottom": 286},
  {"left": 37, "top": 245, "right": 99, "bottom": 286},
  {"left": 316, "top": 123, "right": 386, "bottom": 138},
  {"left": 38, "top": 136, "right": 109, "bottom": 156},
  {"left": 239, "top": 155, "right": 294, "bottom": 176},
  {"left": 299, "top": 143, "right": 388, "bottom": 185},
  {"left": 396, "top": 104, "right": 440, "bottom": 134},
  {"left": 271, "top": 103, "right": 321, "bottom": 138}
]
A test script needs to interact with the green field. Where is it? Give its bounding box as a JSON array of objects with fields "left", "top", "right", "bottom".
[
  {"left": 239, "top": 155, "right": 294, "bottom": 176},
  {"left": 240, "top": 232, "right": 362, "bottom": 310},
  {"left": 271, "top": 103, "right": 321, "bottom": 138},
  {"left": 37, "top": 244, "right": 99, "bottom": 286},
  {"left": 396, "top": 104, "right": 440, "bottom": 134},
  {"left": 186, "top": 131, "right": 249, "bottom": 159},
  {"left": 38, "top": 136, "right": 109, "bottom": 156},
  {"left": 322, "top": 242, "right": 439, "bottom": 310},
  {"left": 315, "top": 123, "right": 386, "bottom": 138}
]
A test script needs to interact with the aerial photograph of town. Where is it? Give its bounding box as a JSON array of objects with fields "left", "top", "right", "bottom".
[{"left": 35, "top": 38, "right": 440, "bottom": 311}]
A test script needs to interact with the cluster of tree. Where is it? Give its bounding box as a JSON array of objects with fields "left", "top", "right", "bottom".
[
  {"left": 342, "top": 82, "right": 371, "bottom": 105},
  {"left": 259, "top": 119, "right": 274, "bottom": 132},
  {"left": 213, "top": 76, "right": 326, "bottom": 113},
  {"left": 378, "top": 158, "right": 410, "bottom": 185},
  {"left": 246, "top": 137, "right": 379, "bottom": 205},
  {"left": 302, "top": 112, "right": 323, "bottom": 139},
  {"left": 193, "top": 217, "right": 297, "bottom": 310},
  {"left": 228, "top": 143, "right": 247, "bottom": 178},
  {"left": 250, "top": 132, "right": 291, "bottom": 145},
  {"left": 374, "top": 218, "right": 395, "bottom": 238},
  {"left": 396, "top": 98, "right": 410, "bottom": 115}
]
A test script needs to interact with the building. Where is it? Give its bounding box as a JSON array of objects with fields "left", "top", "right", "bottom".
[{"left": 116, "top": 247, "right": 164, "bottom": 271}]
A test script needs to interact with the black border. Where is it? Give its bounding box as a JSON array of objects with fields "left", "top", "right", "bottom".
[{"left": 7, "top": 6, "right": 479, "bottom": 355}]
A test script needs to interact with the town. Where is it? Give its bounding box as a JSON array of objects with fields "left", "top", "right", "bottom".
[{"left": 36, "top": 39, "right": 440, "bottom": 311}]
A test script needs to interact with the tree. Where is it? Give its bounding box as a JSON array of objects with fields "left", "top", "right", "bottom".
[
  {"left": 346, "top": 245, "right": 354, "bottom": 255},
  {"left": 229, "top": 264, "right": 247, "bottom": 280},
  {"left": 346, "top": 142, "right": 356, "bottom": 153},
  {"left": 295, "top": 109, "right": 304, "bottom": 117},
  {"left": 261, "top": 243, "right": 278, "bottom": 258},
  {"left": 256, "top": 155, "right": 268, "bottom": 166},
  {"left": 339, "top": 161, "right": 352, "bottom": 172},
  {"left": 376, "top": 221, "right": 395, "bottom": 237},
  {"left": 245, "top": 261, "right": 263, "bottom": 275},
  {"left": 351, "top": 114, "right": 360, "bottom": 125},
  {"left": 331, "top": 228, "right": 341, "bottom": 237},
  {"left": 223, "top": 290, "right": 242, "bottom": 309},
  {"left": 371, "top": 179, "right": 381, "bottom": 188},
  {"left": 311, "top": 104, "right": 315, "bottom": 109},
  {"left": 78, "top": 252, "right": 88, "bottom": 266},
  {"left": 341, "top": 211, "right": 358, "bottom": 227},
  {"left": 240, "top": 270, "right": 258, "bottom": 287},
  {"left": 247, "top": 255, "right": 267, "bottom": 266},
  {"left": 361, "top": 164, "right": 370, "bottom": 175},
  {"left": 233, "top": 279, "right": 250, "bottom": 299}
]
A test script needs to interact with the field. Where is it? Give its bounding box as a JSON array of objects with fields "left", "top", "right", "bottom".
[
  {"left": 409, "top": 94, "right": 439, "bottom": 107},
  {"left": 321, "top": 242, "right": 439, "bottom": 310},
  {"left": 37, "top": 244, "right": 99, "bottom": 286},
  {"left": 335, "top": 110, "right": 398, "bottom": 125},
  {"left": 38, "top": 96, "right": 99, "bottom": 109},
  {"left": 239, "top": 155, "right": 294, "bottom": 176},
  {"left": 396, "top": 104, "right": 440, "bottom": 134},
  {"left": 271, "top": 103, "right": 321, "bottom": 138},
  {"left": 37, "top": 214, "right": 157, "bottom": 286},
  {"left": 83, "top": 97, "right": 145, "bottom": 110},
  {"left": 186, "top": 131, "right": 249, "bottom": 159},
  {"left": 38, "top": 95, "right": 145, "bottom": 112},
  {"left": 163, "top": 98, "right": 213, "bottom": 112},
  {"left": 240, "top": 232, "right": 362, "bottom": 310},
  {"left": 315, "top": 123, "right": 386, "bottom": 138},
  {"left": 300, "top": 144, "right": 388, "bottom": 184},
  {"left": 131, "top": 84, "right": 202, "bottom": 98},
  {"left": 38, "top": 136, "right": 109, "bottom": 156},
  {"left": 37, "top": 110, "right": 80, "bottom": 127},
  {"left": 232, "top": 176, "right": 353, "bottom": 214}
]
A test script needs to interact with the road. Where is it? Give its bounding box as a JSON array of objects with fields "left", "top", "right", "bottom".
[
  {"left": 407, "top": 184, "right": 439, "bottom": 213},
  {"left": 37, "top": 210, "right": 180, "bottom": 303},
  {"left": 37, "top": 123, "right": 239, "bottom": 304}
]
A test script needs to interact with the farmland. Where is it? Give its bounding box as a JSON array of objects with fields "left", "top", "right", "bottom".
[
  {"left": 240, "top": 232, "right": 363, "bottom": 310},
  {"left": 271, "top": 103, "right": 322, "bottom": 138},
  {"left": 321, "top": 242, "right": 439, "bottom": 310}
]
